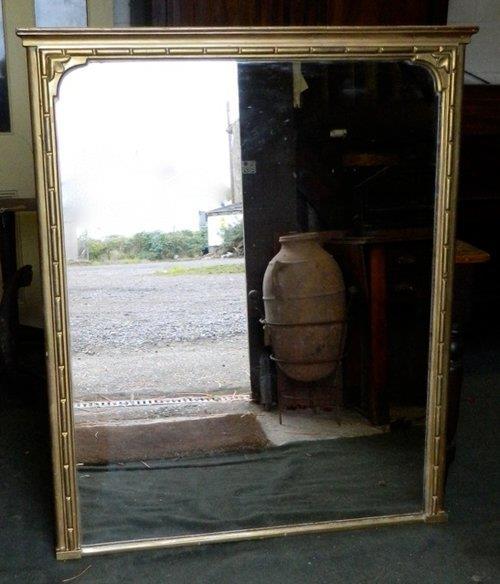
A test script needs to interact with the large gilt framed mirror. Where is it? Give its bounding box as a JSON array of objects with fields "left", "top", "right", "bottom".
[{"left": 19, "top": 26, "right": 476, "bottom": 559}]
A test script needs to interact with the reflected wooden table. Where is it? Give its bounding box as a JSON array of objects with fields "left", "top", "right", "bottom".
[{"left": 322, "top": 230, "right": 489, "bottom": 428}]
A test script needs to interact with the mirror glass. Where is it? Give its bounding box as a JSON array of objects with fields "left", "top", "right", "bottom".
[{"left": 56, "top": 58, "right": 438, "bottom": 545}]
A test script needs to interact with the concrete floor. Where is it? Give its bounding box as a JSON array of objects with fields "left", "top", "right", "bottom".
[{"left": 1, "top": 332, "right": 498, "bottom": 583}]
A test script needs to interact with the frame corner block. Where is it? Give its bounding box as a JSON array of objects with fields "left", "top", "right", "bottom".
[
  {"left": 56, "top": 549, "right": 83, "bottom": 561},
  {"left": 424, "top": 511, "right": 448, "bottom": 524}
]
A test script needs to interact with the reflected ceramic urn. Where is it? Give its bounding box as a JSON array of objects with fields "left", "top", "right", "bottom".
[{"left": 263, "top": 232, "right": 346, "bottom": 382}]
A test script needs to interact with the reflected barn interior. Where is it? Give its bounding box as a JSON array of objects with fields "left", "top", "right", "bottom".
[{"left": 56, "top": 59, "right": 437, "bottom": 545}]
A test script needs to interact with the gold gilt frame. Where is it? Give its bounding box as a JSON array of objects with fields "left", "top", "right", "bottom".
[{"left": 18, "top": 26, "right": 476, "bottom": 560}]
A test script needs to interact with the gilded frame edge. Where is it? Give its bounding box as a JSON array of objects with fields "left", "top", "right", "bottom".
[{"left": 19, "top": 26, "right": 476, "bottom": 560}]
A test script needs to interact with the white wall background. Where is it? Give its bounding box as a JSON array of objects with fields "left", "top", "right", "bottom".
[
  {"left": 208, "top": 213, "right": 243, "bottom": 249},
  {"left": 448, "top": 0, "right": 500, "bottom": 84}
]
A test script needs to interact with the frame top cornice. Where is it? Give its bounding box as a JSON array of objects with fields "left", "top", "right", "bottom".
[{"left": 18, "top": 26, "right": 478, "bottom": 48}]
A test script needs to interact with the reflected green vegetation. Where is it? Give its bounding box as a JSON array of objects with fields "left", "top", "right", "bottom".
[
  {"left": 219, "top": 221, "right": 244, "bottom": 256},
  {"left": 78, "top": 229, "right": 208, "bottom": 262},
  {"left": 154, "top": 263, "right": 245, "bottom": 277}
]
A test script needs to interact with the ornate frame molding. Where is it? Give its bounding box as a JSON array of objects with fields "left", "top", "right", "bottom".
[{"left": 18, "top": 26, "right": 476, "bottom": 560}]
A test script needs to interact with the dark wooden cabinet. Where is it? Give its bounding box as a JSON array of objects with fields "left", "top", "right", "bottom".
[
  {"left": 124, "top": 0, "right": 449, "bottom": 27},
  {"left": 457, "top": 85, "right": 500, "bottom": 326}
]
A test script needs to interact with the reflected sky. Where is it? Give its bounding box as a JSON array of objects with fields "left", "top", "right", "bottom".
[{"left": 56, "top": 60, "right": 239, "bottom": 237}]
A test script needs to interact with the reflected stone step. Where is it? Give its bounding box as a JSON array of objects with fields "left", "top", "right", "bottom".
[{"left": 75, "top": 413, "right": 269, "bottom": 465}]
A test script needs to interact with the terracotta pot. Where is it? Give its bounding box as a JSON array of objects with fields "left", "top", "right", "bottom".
[{"left": 263, "top": 232, "right": 345, "bottom": 382}]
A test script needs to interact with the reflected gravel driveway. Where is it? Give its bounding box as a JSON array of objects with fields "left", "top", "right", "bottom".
[{"left": 66, "top": 258, "right": 250, "bottom": 400}]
